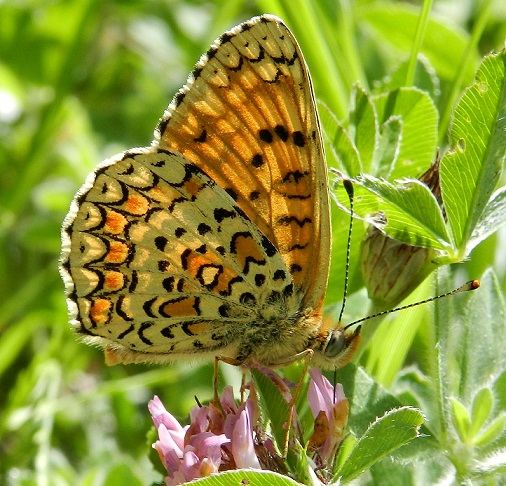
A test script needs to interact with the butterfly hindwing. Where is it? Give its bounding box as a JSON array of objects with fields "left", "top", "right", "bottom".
[{"left": 61, "top": 149, "right": 298, "bottom": 363}]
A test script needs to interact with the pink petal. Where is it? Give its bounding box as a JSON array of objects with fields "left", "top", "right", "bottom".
[
  {"left": 308, "top": 368, "right": 334, "bottom": 418},
  {"left": 155, "top": 424, "right": 184, "bottom": 472},
  {"left": 188, "top": 405, "right": 210, "bottom": 437},
  {"left": 232, "top": 408, "right": 261, "bottom": 469},
  {"left": 198, "top": 433, "right": 230, "bottom": 464},
  {"left": 307, "top": 369, "right": 349, "bottom": 464},
  {"left": 220, "top": 386, "right": 238, "bottom": 414},
  {"left": 149, "top": 396, "right": 187, "bottom": 448},
  {"left": 180, "top": 450, "right": 201, "bottom": 482}
]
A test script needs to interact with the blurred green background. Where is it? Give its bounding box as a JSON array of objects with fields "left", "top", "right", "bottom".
[{"left": 1, "top": 0, "right": 505, "bottom": 484}]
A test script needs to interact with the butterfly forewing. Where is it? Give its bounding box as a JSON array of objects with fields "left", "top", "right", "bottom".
[{"left": 155, "top": 15, "right": 330, "bottom": 311}]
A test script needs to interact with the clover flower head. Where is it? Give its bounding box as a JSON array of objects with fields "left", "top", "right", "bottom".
[{"left": 149, "top": 368, "right": 348, "bottom": 485}]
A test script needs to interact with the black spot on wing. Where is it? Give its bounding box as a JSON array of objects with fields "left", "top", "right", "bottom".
[
  {"left": 175, "top": 227, "right": 187, "bottom": 238},
  {"left": 197, "top": 222, "right": 212, "bottom": 235},
  {"left": 281, "top": 170, "right": 309, "bottom": 184},
  {"left": 292, "top": 131, "right": 305, "bottom": 147},
  {"left": 259, "top": 129, "right": 273, "bottom": 143},
  {"left": 194, "top": 129, "right": 207, "bottom": 143},
  {"left": 158, "top": 260, "right": 170, "bottom": 271},
  {"left": 225, "top": 188, "right": 239, "bottom": 201},
  {"left": 161, "top": 326, "right": 174, "bottom": 339},
  {"left": 155, "top": 236, "right": 168, "bottom": 251},
  {"left": 251, "top": 154, "right": 264, "bottom": 168},
  {"left": 214, "top": 207, "right": 237, "bottom": 223},
  {"left": 274, "top": 125, "right": 289, "bottom": 141},
  {"left": 240, "top": 292, "right": 256, "bottom": 306}
]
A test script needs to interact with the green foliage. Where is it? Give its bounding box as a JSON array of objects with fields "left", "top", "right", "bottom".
[
  {"left": 179, "top": 470, "right": 304, "bottom": 486},
  {"left": 335, "top": 406, "right": 425, "bottom": 482},
  {"left": 330, "top": 50, "right": 506, "bottom": 260},
  {"left": 1, "top": 0, "right": 505, "bottom": 485}
]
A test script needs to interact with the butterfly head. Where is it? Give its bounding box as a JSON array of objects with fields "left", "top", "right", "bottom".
[{"left": 311, "top": 320, "right": 361, "bottom": 370}]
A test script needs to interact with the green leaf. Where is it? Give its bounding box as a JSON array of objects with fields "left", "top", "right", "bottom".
[
  {"left": 469, "top": 388, "right": 493, "bottom": 439},
  {"left": 334, "top": 407, "right": 425, "bottom": 483},
  {"left": 332, "top": 433, "right": 357, "bottom": 475},
  {"left": 251, "top": 368, "right": 291, "bottom": 455},
  {"left": 433, "top": 267, "right": 506, "bottom": 480},
  {"left": 474, "top": 414, "right": 506, "bottom": 447},
  {"left": 333, "top": 174, "right": 451, "bottom": 250},
  {"left": 469, "top": 185, "right": 506, "bottom": 251},
  {"left": 450, "top": 397, "right": 471, "bottom": 442},
  {"left": 332, "top": 365, "right": 411, "bottom": 437},
  {"left": 377, "top": 55, "right": 440, "bottom": 102},
  {"left": 349, "top": 84, "right": 379, "bottom": 174},
  {"left": 438, "top": 269, "right": 506, "bottom": 405},
  {"left": 372, "top": 87, "right": 439, "bottom": 179},
  {"left": 376, "top": 115, "right": 402, "bottom": 179},
  {"left": 318, "top": 100, "right": 362, "bottom": 176},
  {"left": 182, "top": 470, "right": 303, "bottom": 486},
  {"left": 473, "top": 451, "right": 506, "bottom": 478},
  {"left": 441, "top": 49, "right": 506, "bottom": 253}
]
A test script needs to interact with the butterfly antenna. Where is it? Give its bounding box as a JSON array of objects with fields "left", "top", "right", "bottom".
[
  {"left": 344, "top": 279, "right": 480, "bottom": 330},
  {"left": 338, "top": 178, "right": 355, "bottom": 324},
  {"left": 334, "top": 178, "right": 355, "bottom": 401}
]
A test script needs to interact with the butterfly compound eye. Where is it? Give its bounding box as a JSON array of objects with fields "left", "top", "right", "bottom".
[{"left": 324, "top": 330, "right": 346, "bottom": 358}]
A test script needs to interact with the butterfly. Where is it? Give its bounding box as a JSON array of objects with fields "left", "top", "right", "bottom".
[{"left": 59, "top": 14, "right": 361, "bottom": 370}]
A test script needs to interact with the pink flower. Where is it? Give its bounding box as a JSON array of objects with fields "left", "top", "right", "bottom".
[
  {"left": 149, "top": 387, "right": 261, "bottom": 485},
  {"left": 307, "top": 368, "right": 349, "bottom": 467},
  {"left": 149, "top": 396, "right": 230, "bottom": 485},
  {"left": 149, "top": 368, "right": 349, "bottom": 485}
]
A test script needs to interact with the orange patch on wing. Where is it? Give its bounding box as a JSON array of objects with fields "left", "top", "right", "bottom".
[
  {"left": 186, "top": 254, "right": 210, "bottom": 277},
  {"left": 162, "top": 297, "right": 198, "bottom": 317},
  {"left": 233, "top": 234, "right": 265, "bottom": 270},
  {"left": 185, "top": 322, "right": 209, "bottom": 335},
  {"left": 183, "top": 178, "right": 205, "bottom": 198},
  {"left": 148, "top": 185, "right": 175, "bottom": 203},
  {"left": 185, "top": 250, "right": 219, "bottom": 275},
  {"left": 213, "top": 268, "right": 239, "bottom": 293},
  {"left": 90, "top": 298, "right": 111, "bottom": 325},
  {"left": 104, "top": 271, "right": 124, "bottom": 291},
  {"left": 104, "top": 211, "right": 127, "bottom": 234},
  {"left": 105, "top": 241, "right": 129, "bottom": 263},
  {"left": 125, "top": 194, "right": 149, "bottom": 215}
]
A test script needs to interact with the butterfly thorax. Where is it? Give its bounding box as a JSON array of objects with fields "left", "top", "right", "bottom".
[{"left": 233, "top": 286, "right": 322, "bottom": 366}]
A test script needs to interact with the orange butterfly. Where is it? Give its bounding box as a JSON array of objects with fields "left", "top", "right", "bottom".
[{"left": 60, "top": 15, "right": 360, "bottom": 369}]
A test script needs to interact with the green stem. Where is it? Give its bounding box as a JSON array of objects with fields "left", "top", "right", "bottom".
[{"left": 405, "top": 0, "right": 433, "bottom": 87}]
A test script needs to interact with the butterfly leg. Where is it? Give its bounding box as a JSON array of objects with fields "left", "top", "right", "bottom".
[
  {"left": 240, "top": 368, "right": 248, "bottom": 403},
  {"left": 282, "top": 349, "right": 314, "bottom": 457},
  {"left": 213, "top": 355, "right": 242, "bottom": 404}
]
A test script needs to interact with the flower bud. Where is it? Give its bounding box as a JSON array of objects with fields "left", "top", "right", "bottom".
[{"left": 360, "top": 160, "right": 442, "bottom": 309}]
